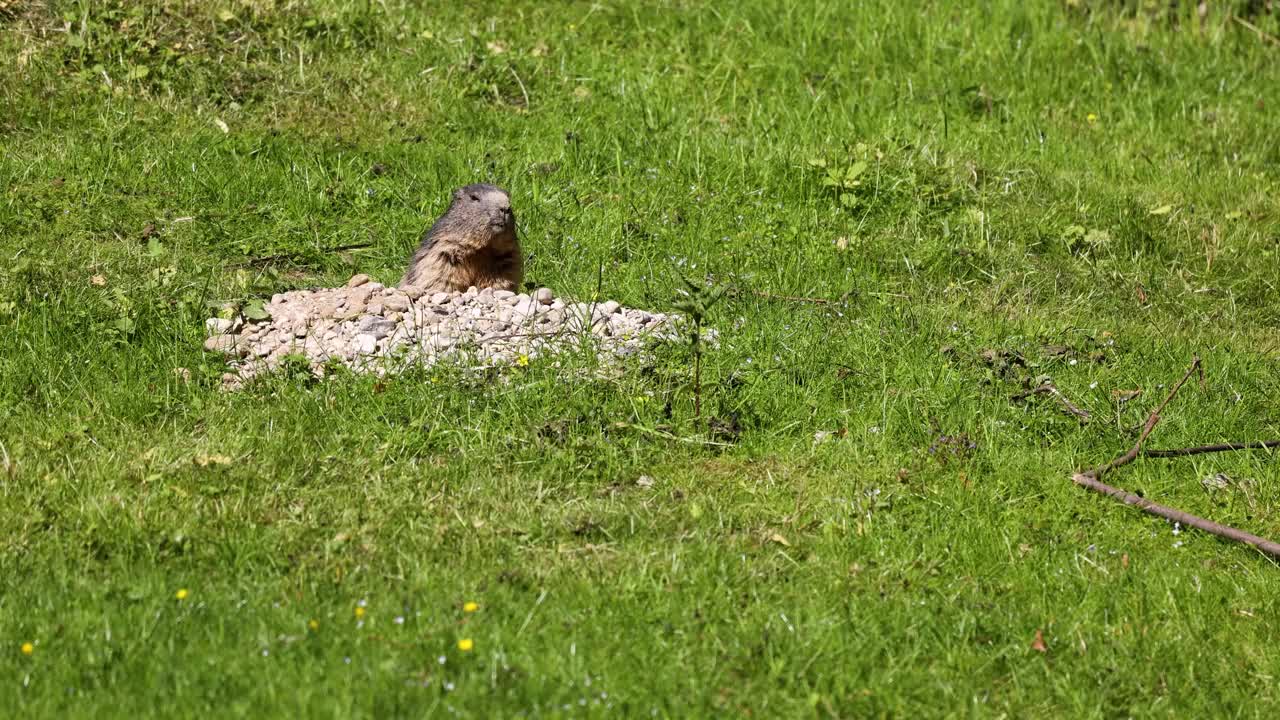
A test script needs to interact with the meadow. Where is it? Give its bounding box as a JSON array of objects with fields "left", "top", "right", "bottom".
[{"left": 2, "top": 0, "right": 1279, "bottom": 716}]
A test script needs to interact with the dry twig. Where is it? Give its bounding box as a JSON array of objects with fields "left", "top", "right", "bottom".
[
  {"left": 1013, "top": 383, "right": 1091, "bottom": 421},
  {"left": 1084, "top": 356, "right": 1202, "bottom": 478},
  {"left": 508, "top": 65, "right": 531, "bottom": 108},
  {"left": 1233, "top": 15, "right": 1280, "bottom": 46}
]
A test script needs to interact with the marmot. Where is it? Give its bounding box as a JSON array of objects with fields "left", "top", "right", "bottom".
[{"left": 400, "top": 183, "right": 523, "bottom": 292}]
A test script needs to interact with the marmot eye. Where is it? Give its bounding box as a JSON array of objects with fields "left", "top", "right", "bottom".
[{"left": 469, "top": 194, "right": 480, "bottom": 202}]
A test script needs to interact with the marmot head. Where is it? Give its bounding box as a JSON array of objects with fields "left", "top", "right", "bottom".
[{"left": 447, "top": 183, "right": 515, "bottom": 236}]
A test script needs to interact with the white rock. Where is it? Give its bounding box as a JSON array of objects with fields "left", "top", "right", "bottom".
[
  {"left": 382, "top": 294, "right": 410, "bottom": 313},
  {"left": 513, "top": 297, "right": 535, "bottom": 315},
  {"left": 205, "top": 318, "right": 234, "bottom": 335},
  {"left": 204, "top": 335, "right": 244, "bottom": 355}
]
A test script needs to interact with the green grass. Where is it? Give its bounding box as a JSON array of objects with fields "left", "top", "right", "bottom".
[{"left": 3, "top": 0, "right": 1280, "bottom": 716}]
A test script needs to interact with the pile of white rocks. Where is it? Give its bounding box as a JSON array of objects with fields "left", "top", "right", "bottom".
[{"left": 203, "top": 274, "right": 684, "bottom": 387}]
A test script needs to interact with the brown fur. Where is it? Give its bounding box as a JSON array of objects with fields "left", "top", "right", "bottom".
[{"left": 400, "top": 183, "right": 523, "bottom": 292}]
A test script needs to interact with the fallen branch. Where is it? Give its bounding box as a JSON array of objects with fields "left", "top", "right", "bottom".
[
  {"left": 612, "top": 422, "right": 735, "bottom": 447},
  {"left": 731, "top": 288, "right": 910, "bottom": 305},
  {"left": 1071, "top": 472, "right": 1280, "bottom": 558},
  {"left": 235, "top": 242, "right": 374, "bottom": 267},
  {"left": 1143, "top": 440, "right": 1280, "bottom": 459},
  {"left": 737, "top": 289, "right": 835, "bottom": 305},
  {"left": 1013, "top": 383, "right": 1091, "bottom": 421},
  {"left": 1075, "top": 355, "right": 1280, "bottom": 560}
]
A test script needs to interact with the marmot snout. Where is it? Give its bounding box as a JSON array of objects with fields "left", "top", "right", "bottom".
[{"left": 400, "top": 183, "right": 523, "bottom": 292}]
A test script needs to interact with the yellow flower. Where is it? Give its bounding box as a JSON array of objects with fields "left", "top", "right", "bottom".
[
  {"left": 457, "top": 638, "right": 474, "bottom": 652},
  {"left": 21, "top": 642, "right": 33, "bottom": 656},
  {"left": 516, "top": 355, "right": 530, "bottom": 368},
  {"left": 463, "top": 601, "right": 479, "bottom": 613},
  {"left": 175, "top": 588, "right": 189, "bottom": 601},
  {"left": 308, "top": 619, "right": 320, "bottom": 631},
  {"left": 1086, "top": 113, "right": 1098, "bottom": 124},
  {"left": 354, "top": 606, "right": 366, "bottom": 619}
]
